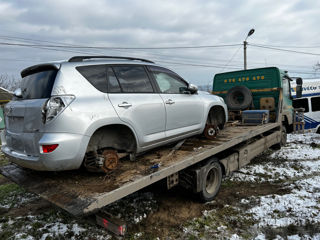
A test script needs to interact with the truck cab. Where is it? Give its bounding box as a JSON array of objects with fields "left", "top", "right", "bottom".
[{"left": 212, "top": 67, "right": 302, "bottom": 133}]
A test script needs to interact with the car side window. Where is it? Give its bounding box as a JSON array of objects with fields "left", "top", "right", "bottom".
[
  {"left": 76, "top": 65, "right": 108, "bottom": 93},
  {"left": 311, "top": 97, "right": 320, "bottom": 112},
  {"left": 293, "top": 98, "right": 309, "bottom": 112},
  {"left": 112, "top": 66, "right": 154, "bottom": 93},
  {"left": 107, "top": 67, "right": 121, "bottom": 93},
  {"left": 149, "top": 67, "right": 188, "bottom": 94}
]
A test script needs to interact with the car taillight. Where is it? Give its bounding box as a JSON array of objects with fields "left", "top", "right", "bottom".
[
  {"left": 42, "top": 95, "right": 75, "bottom": 124},
  {"left": 42, "top": 144, "right": 59, "bottom": 153}
]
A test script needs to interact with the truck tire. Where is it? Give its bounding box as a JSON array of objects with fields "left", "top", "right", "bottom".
[
  {"left": 271, "top": 127, "right": 287, "bottom": 150},
  {"left": 225, "top": 86, "right": 252, "bottom": 110},
  {"left": 199, "top": 161, "right": 222, "bottom": 202}
]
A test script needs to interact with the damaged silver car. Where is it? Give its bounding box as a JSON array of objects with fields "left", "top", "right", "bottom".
[{"left": 1, "top": 56, "right": 228, "bottom": 172}]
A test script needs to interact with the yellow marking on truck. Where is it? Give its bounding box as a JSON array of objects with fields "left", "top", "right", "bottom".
[{"left": 211, "top": 87, "right": 280, "bottom": 95}]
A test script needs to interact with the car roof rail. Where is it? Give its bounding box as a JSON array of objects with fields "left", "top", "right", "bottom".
[{"left": 68, "top": 56, "right": 155, "bottom": 64}]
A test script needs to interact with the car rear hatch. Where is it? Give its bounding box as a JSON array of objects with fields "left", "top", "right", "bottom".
[{"left": 4, "top": 64, "right": 60, "bottom": 156}]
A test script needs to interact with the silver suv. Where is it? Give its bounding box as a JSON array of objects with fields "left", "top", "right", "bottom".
[{"left": 1, "top": 56, "right": 228, "bottom": 172}]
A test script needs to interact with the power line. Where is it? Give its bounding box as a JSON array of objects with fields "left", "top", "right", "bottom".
[
  {"left": 253, "top": 43, "right": 320, "bottom": 49},
  {"left": 1, "top": 35, "right": 318, "bottom": 69},
  {"left": 0, "top": 41, "right": 242, "bottom": 50},
  {"left": 219, "top": 45, "right": 243, "bottom": 72},
  {"left": 249, "top": 43, "right": 320, "bottom": 56},
  {"left": 1, "top": 35, "right": 319, "bottom": 75},
  {"left": 156, "top": 59, "right": 240, "bottom": 69}
]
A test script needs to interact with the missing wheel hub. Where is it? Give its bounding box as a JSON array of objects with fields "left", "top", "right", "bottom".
[
  {"left": 204, "top": 124, "right": 219, "bottom": 139},
  {"left": 101, "top": 149, "right": 119, "bottom": 172}
]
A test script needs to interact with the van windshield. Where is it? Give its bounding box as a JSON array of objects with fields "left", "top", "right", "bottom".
[{"left": 21, "top": 70, "right": 57, "bottom": 99}]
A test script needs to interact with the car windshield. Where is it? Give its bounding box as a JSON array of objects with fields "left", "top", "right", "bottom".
[{"left": 20, "top": 70, "right": 57, "bottom": 99}]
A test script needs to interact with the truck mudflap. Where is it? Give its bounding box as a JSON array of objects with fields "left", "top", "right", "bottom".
[{"left": 0, "top": 123, "right": 281, "bottom": 216}]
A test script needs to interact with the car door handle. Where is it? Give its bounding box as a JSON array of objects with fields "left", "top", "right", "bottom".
[
  {"left": 165, "top": 99, "right": 175, "bottom": 105},
  {"left": 118, "top": 102, "right": 132, "bottom": 108}
]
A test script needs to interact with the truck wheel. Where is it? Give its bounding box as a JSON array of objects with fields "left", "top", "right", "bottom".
[
  {"left": 226, "top": 86, "right": 252, "bottom": 110},
  {"left": 199, "top": 161, "right": 222, "bottom": 202},
  {"left": 271, "top": 127, "right": 287, "bottom": 150}
]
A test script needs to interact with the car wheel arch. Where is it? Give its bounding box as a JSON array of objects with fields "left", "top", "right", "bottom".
[
  {"left": 206, "top": 104, "right": 227, "bottom": 130},
  {"left": 85, "top": 124, "right": 139, "bottom": 154}
]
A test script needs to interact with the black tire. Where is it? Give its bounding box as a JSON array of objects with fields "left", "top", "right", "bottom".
[
  {"left": 271, "top": 127, "right": 287, "bottom": 150},
  {"left": 225, "top": 86, "right": 253, "bottom": 110},
  {"left": 199, "top": 161, "right": 222, "bottom": 202}
]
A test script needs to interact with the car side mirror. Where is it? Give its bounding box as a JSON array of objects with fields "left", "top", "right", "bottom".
[
  {"left": 188, "top": 84, "right": 198, "bottom": 94},
  {"left": 296, "top": 78, "right": 303, "bottom": 98},
  {"left": 14, "top": 88, "right": 22, "bottom": 98}
]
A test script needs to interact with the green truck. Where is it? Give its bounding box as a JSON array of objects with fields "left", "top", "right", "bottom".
[{"left": 212, "top": 67, "right": 302, "bottom": 136}]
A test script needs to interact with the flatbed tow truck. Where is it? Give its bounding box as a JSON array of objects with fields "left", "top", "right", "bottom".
[
  {"left": 0, "top": 122, "right": 281, "bottom": 234},
  {"left": 0, "top": 67, "right": 303, "bottom": 236}
]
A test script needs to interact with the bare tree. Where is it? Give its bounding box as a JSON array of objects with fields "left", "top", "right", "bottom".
[
  {"left": 0, "top": 74, "right": 21, "bottom": 91},
  {"left": 313, "top": 62, "right": 320, "bottom": 77}
]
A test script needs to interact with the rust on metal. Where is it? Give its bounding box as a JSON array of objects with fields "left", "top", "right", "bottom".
[
  {"left": 204, "top": 124, "right": 218, "bottom": 139},
  {"left": 101, "top": 149, "right": 119, "bottom": 172}
]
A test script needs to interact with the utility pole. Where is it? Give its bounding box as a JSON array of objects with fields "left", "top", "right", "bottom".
[
  {"left": 244, "top": 40, "right": 248, "bottom": 70},
  {"left": 244, "top": 29, "right": 255, "bottom": 70}
]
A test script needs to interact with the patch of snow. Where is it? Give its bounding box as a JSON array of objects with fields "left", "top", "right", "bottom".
[
  {"left": 230, "top": 234, "right": 241, "bottom": 240},
  {"left": 14, "top": 233, "right": 34, "bottom": 240},
  {"left": 254, "top": 233, "right": 266, "bottom": 240},
  {"left": 287, "top": 133, "right": 320, "bottom": 144},
  {"left": 0, "top": 190, "right": 39, "bottom": 209},
  {"left": 248, "top": 176, "right": 320, "bottom": 227},
  {"left": 231, "top": 133, "right": 320, "bottom": 183},
  {"left": 287, "top": 235, "right": 301, "bottom": 240},
  {"left": 71, "top": 224, "right": 85, "bottom": 235},
  {"left": 271, "top": 143, "right": 320, "bottom": 160},
  {"left": 43, "top": 222, "right": 69, "bottom": 235},
  {"left": 134, "top": 232, "right": 143, "bottom": 239}
]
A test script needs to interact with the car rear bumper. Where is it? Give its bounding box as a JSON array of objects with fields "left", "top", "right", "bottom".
[{"left": 1, "top": 131, "right": 90, "bottom": 171}]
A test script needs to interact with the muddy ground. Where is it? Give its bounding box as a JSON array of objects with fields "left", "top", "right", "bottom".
[{"left": 0, "top": 133, "right": 320, "bottom": 239}]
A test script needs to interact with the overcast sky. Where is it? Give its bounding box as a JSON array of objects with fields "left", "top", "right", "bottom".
[{"left": 0, "top": 0, "right": 320, "bottom": 87}]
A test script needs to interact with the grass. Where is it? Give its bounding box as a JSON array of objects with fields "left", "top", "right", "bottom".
[
  {"left": 182, "top": 205, "right": 256, "bottom": 239},
  {"left": 0, "top": 209, "right": 111, "bottom": 240},
  {"left": 0, "top": 152, "right": 8, "bottom": 167},
  {"left": 0, "top": 183, "right": 24, "bottom": 209}
]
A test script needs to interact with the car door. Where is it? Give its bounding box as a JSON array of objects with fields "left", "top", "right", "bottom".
[
  {"left": 148, "top": 66, "right": 204, "bottom": 138},
  {"left": 107, "top": 65, "right": 166, "bottom": 147}
]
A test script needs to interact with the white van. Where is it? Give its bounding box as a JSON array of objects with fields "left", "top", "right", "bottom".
[{"left": 291, "top": 79, "right": 320, "bottom": 133}]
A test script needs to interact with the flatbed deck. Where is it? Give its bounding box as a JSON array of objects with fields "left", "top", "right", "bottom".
[{"left": 0, "top": 122, "right": 280, "bottom": 216}]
